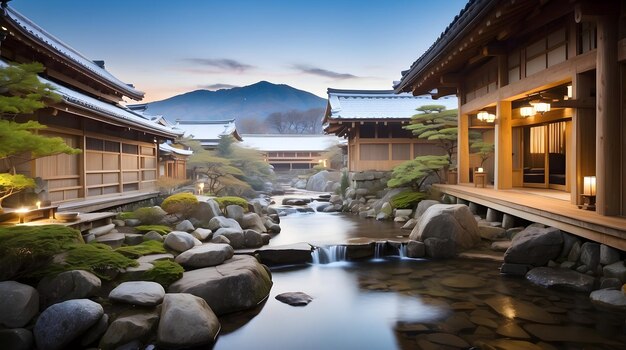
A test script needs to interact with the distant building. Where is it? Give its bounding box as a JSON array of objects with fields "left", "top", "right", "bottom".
[
  {"left": 240, "top": 134, "right": 342, "bottom": 171},
  {"left": 175, "top": 119, "right": 242, "bottom": 150},
  {"left": 323, "top": 89, "right": 455, "bottom": 172}
]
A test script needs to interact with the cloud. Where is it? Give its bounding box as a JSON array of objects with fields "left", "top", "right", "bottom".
[
  {"left": 183, "top": 58, "right": 254, "bottom": 72},
  {"left": 293, "top": 64, "right": 358, "bottom": 79},
  {"left": 198, "top": 83, "right": 239, "bottom": 90}
]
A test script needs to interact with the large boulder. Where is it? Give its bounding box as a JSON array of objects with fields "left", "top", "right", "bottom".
[
  {"left": 168, "top": 255, "right": 273, "bottom": 315},
  {"left": 208, "top": 216, "right": 242, "bottom": 231},
  {"left": 164, "top": 231, "right": 196, "bottom": 253},
  {"left": 305, "top": 170, "right": 331, "bottom": 192},
  {"left": 526, "top": 267, "right": 595, "bottom": 293},
  {"left": 190, "top": 200, "right": 222, "bottom": 222},
  {"left": 0, "top": 281, "right": 39, "bottom": 328},
  {"left": 213, "top": 228, "right": 245, "bottom": 249},
  {"left": 0, "top": 328, "right": 34, "bottom": 350},
  {"left": 414, "top": 199, "right": 440, "bottom": 219},
  {"left": 424, "top": 238, "right": 456, "bottom": 259},
  {"left": 109, "top": 281, "right": 165, "bottom": 306},
  {"left": 157, "top": 293, "right": 220, "bottom": 348},
  {"left": 224, "top": 204, "right": 245, "bottom": 222},
  {"left": 175, "top": 243, "right": 234, "bottom": 268},
  {"left": 99, "top": 309, "right": 159, "bottom": 350},
  {"left": 37, "top": 270, "right": 101, "bottom": 307},
  {"left": 504, "top": 226, "right": 563, "bottom": 266},
  {"left": 256, "top": 243, "right": 313, "bottom": 265},
  {"left": 243, "top": 229, "right": 264, "bottom": 248},
  {"left": 241, "top": 213, "right": 267, "bottom": 232},
  {"left": 409, "top": 204, "right": 480, "bottom": 251},
  {"left": 34, "top": 299, "right": 103, "bottom": 350},
  {"left": 580, "top": 242, "right": 600, "bottom": 269}
]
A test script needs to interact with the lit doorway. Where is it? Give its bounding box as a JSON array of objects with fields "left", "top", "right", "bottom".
[{"left": 521, "top": 120, "right": 570, "bottom": 191}]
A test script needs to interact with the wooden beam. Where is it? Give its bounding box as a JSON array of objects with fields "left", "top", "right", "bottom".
[
  {"left": 574, "top": 1, "right": 616, "bottom": 23},
  {"left": 481, "top": 44, "right": 507, "bottom": 56},
  {"left": 431, "top": 87, "right": 457, "bottom": 99},
  {"left": 495, "top": 101, "right": 512, "bottom": 189}
]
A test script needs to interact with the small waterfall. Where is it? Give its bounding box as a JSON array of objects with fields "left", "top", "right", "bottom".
[
  {"left": 311, "top": 245, "right": 347, "bottom": 264},
  {"left": 398, "top": 244, "right": 407, "bottom": 258},
  {"left": 374, "top": 241, "right": 386, "bottom": 260}
]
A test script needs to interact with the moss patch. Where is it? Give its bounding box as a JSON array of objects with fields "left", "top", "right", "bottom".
[
  {"left": 133, "top": 206, "right": 165, "bottom": 225},
  {"left": 115, "top": 241, "right": 166, "bottom": 258},
  {"left": 161, "top": 192, "right": 198, "bottom": 216},
  {"left": 40, "top": 243, "right": 137, "bottom": 280},
  {"left": 135, "top": 225, "right": 171, "bottom": 235},
  {"left": 390, "top": 191, "right": 426, "bottom": 209},
  {"left": 0, "top": 225, "right": 84, "bottom": 281},
  {"left": 215, "top": 196, "right": 248, "bottom": 211},
  {"left": 117, "top": 212, "right": 136, "bottom": 220},
  {"left": 141, "top": 260, "right": 184, "bottom": 288}
]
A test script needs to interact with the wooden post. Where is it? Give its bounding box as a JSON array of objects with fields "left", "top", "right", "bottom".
[
  {"left": 495, "top": 101, "right": 512, "bottom": 189},
  {"left": 458, "top": 113, "right": 470, "bottom": 183},
  {"left": 595, "top": 15, "right": 620, "bottom": 216},
  {"left": 573, "top": 73, "right": 595, "bottom": 206}
]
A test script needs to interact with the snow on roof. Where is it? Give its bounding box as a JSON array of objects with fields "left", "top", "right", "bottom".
[
  {"left": 326, "top": 89, "right": 457, "bottom": 120},
  {"left": 159, "top": 143, "right": 193, "bottom": 156},
  {"left": 5, "top": 6, "right": 144, "bottom": 99},
  {"left": 175, "top": 120, "right": 239, "bottom": 142},
  {"left": 240, "top": 134, "right": 341, "bottom": 152}
]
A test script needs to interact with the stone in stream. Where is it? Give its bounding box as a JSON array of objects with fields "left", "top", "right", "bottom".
[
  {"left": 108, "top": 281, "right": 165, "bottom": 306},
  {"left": 503, "top": 226, "right": 563, "bottom": 266},
  {"left": 474, "top": 339, "right": 542, "bottom": 350},
  {"left": 525, "top": 267, "right": 595, "bottom": 293},
  {"left": 275, "top": 292, "right": 313, "bottom": 306},
  {"left": 496, "top": 322, "right": 530, "bottom": 339},
  {"left": 440, "top": 275, "right": 485, "bottom": 289},
  {"left": 523, "top": 324, "right": 620, "bottom": 344},
  {"left": 425, "top": 333, "right": 469, "bottom": 348},
  {"left": 0, "top": 281, "right": 39, "bottom": 328},
  {"left": 175, "top": 243, "right": 234, "bottom": 268},
  {"left": 157, "top": 293, "right": 220, "bottom": 348},
  {"left": 589, "top": 289, "right": 626, "bottom": 309},
  {"left": 256, "top": 242, "right": 313, "bottom": 265},
  {"left": 34, "top": 299, "right": 103, "bottom": 350},
  {"left": 485, "top": 295, "right": 558, "bottom": 324},
  {"left": 410, "top": 204, "right": 481, "bottom": 251}
]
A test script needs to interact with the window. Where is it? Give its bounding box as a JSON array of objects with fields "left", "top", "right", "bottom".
[{"left": 360, "top": 144, "right": 388, "bottom": 160}]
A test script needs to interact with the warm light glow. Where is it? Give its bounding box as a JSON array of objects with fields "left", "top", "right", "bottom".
[
  {"left": 566, "top": 85, "right": 573, "bottom": 99},
  {"left": 530, "top": 126, "right": 545, "bottom": 154},
  {"left": 36, "top": 201, "right": 41, "bottom": 209},
  {"left": 485, "top": 113, "right": 496, "bottom": 123},
  {"left": 198, "top": 183, "right": 204, "bottom": 189},
  {"left": 15, "top": 207, "right": 30, "bottom": 214},
  {"left": 520, "top": 106, "right": 535, "bottom": 117},
  {"left": 583, "top": 176, "right": 596, "bottom": 196},
  {"left": 477, "top": 167, "right": 484, "bottom": 173},
  {"left": 477, "top": 111, "right": 489, "bottom": 121},
  {"left": 531, "top": 101, "right": 551, "bottom": 113}
]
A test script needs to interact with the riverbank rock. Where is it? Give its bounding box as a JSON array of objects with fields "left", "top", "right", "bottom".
[
  {"left": 164, "top": 231, "right": 197, "bottom": 253},
  {"left": 243, "top": 229, "right": 264, "bottom": 248},
  {"left": 99, "top": 309, "right": 159, "bottom": 350},
  {"left": 168, "top": 255, "right": 273, "bottom": 315},
  {"left": 526, "top": 267, "right": 595, "bottom": 293},
  {"left": 175, "top": 220, "right": 195, "bottom": 232},
  {"left": 414, "top": 200, "right": 440, "bottom": 219},
  {"left": 241, "top": 213, "right": 267, "bottom": 233},
  {"left": 34, "top": 299, "right": 103, "bottom": 350},
  {"left": 256, "top": 243, "right": 313, "bottom": 265},
  {"left": 192, "top": 228, "right": 213, "bottom": 241},
  {"left": 175, "top": 243, "right": 234, "bottom": 268},
  {"left": 0, "top": 328, "right": 34, "bottom": 350},
  {"left": 0, "top": 281, "right": 39, "bottom": 328},
  {"left": 109, "top": 281, "right": 165, "bottom": 306},
  {"left": 406, "top": 240, "right": 425, "bottom": 258},
  {"left": 603, "top": 261, "right": 626, "bottom": 282},
  {"left": 503, "top": 226, "right": 563, "bottom": 266},
  {"left": 410, "top": 204, "right": 480, "bottom": 252},
  {"left": 158, "top": 293, "right": 220, "bottom": 348},
  {"left": 275, "top": 292, "right": 313, "bottom": 306},
  {"left": 37, "top": 270, "right": 101, "bottom": 307},
  {"left": 589, "top": 289, "right": 626, "bottom": 309},
  {"left": 191, "top": 200, "right": 222, "bottom": 223}
]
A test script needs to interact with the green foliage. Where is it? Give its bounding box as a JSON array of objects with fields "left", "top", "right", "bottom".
[
  {"left": 117, "top": 212, "right": 136, "bottom": 220},
  {"left": 141, "top": 260, "right": 184, "bottom": 288},
  {"left": 133, "top": 206, "right": 166, "bottom": 225},
  {"left": 0, "top": 225, "right": 83, "bottom": 281},
  {"left": 470, "top": 140, "right": 495, "bottom": 167},
  {"left": 135, "top": 225, "right": 171, "bottom": 236},
  {"left": 0, "top": 62, "right": 61, "bottom": 115},
  {"left": 339, "top": 170, "right": 350, "bottom": 198},
  {"left": 404, "top": 105, "right": 458, "bottom": 165},
  {"left": 388, "top": 155, "right": 449, "bottom": 190},
  {"left": 216, "top": 134, "right": 236, "bottom": 158},
  {"left": 43, "top": 243, "right": 137, "bottom": 280},
  {"left": 390, "top": 191, "right": 426, "bottom": 209},
  {"left": 214, "top": 196, "right": 249, "bottom": 211},
  {"left": 0, "top": 173, "right": 35, "bottom": 208},
  {"left": 115, "top": 240, "right": 166, "bottom": 258},
  {"left": 161, "top": 192, "right": 198, "bottom": 217}
]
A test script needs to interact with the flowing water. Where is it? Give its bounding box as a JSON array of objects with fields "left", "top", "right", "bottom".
[{"left": 213, "top": 193, "right": 626, "bottom": 350}]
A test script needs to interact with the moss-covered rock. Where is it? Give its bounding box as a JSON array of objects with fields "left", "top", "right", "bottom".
[
  {"left": 133, "top": 206, "right": 167, "bottom": 225},
  {"left": 0, "top": 225, "right": 83, "bottom": 281},
  {"left": 390, "top": 191, "right": 426, "bottom": 209},
  {"left": 42, "top": 243, "right": 137, "bottom": 280},
  {"left": 214, "top": 196, "right": 248, "bottom": 212},
  {"left": 115, "top": 241, "right": 167, "bottom": 258},
  {"left": 141, "top": 260, "right": 184, "bottom": 288},
  {"left": 116, "top": 212, "right": 136, "bottom": 220},
  {"left": 135, "top": 225, "right": 171, "bottom": 236},
  {"left": 161, "top": 193, "right": 198, "bottom": 217}
]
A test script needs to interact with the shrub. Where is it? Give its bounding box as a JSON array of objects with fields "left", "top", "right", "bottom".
[
  {"left": 214, "top": 196, "right": 248, "bottom": 211},
  {"left": 0, "top": 225, "right": 84, "bottom": 281},
  {"left": 115, "top": 241, "right": 166, "bottom": 258},
  {"left": 339, "top": 169, "right": 350, "bottom": 198},
  {"left": 117, "top": 212, "right": 135, "bottom": 220},
  {"left": 161, "top": 192, "right": 198, "bottom": 217},
  {"left": 390, "top": 191, "right": 426, "bottom": 209},
  {"left": 135, "top": 225, "right": 171, "bottom": 236},
  {"left": 141, "top": 260, "right": 184, "bottom": 288},
  {"left": 133, "top": 206, "right": 166, "bottom": 225}
]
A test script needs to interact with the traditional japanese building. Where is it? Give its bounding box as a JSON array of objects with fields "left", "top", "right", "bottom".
[
  {"left": 0, "top": 5, "right": 182, "bottom": 211},
  {"left": 174, "top": 119, "right": 242, "bottom": 150},
  {"left": 240, "top": 134, "right": 342, "bottom": 171},
  {"left": 323, "top": 89, "right": 456, "bottom": 172},
  {"left": 395, "top": 0, "right": 626, "bottom": 248}
]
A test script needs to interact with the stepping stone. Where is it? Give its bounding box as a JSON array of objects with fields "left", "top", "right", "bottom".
[
  {"left": 496, "top": 322, "right": 530, "bottom": 339},
  {"left": 485, "top": 296, "right": 558, "bottom": 324},
  {"left": 175, "top": 243, "right": 234, "bottom": 268},
  {"left": 275, "top": 292, "right": 313, "bottom": 306},
  {"left": 440, "top": 275, "right": 484, "bottom": 289},
  {"left": 526, "top": 267, "right": 595, "bottom": 293},
  {"left": 137, "top": 253, "right": 174, "bottom": 264},
  {"left": 255, "top": 243, "right": 312, "bottom": 265},
  {"left": 120, "top": 262, "right": 153, "bottom": 280},
  {"left": 124, "top": 233, "right": 144, "bottom": 245},
  {"left": 524, "top": 324, "right": 620, "bottom": 344},
  {"left": 95, "top": 232, "right": 125, "bottom": 248},
  {"left": 470, "top": 316, "right": 498, "bottom": 328},
  {"left": 425, "top": 333, "right": 469, "bottom": 348},
  {"left": 474, "top": 339, "right": 542, "bottom": 350},
  {"left": 89, "top": 224, "right": 115, "bottom": 237},
  {"left": 109, "top": 281, "right": 165, "bottom": 306}
]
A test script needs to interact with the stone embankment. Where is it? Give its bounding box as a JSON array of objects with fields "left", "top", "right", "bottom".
[{"left": 0, "top": 195, "right": 279, "bottom": 350}]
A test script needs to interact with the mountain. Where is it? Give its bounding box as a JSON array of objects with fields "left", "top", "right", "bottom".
[{"left": 143, "top": 81, "right": 327, "bottom": 127}]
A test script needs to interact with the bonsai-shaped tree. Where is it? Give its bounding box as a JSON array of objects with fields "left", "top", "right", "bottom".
[
  {"left": 387, "top": 155, "right": 450, "bottom": 190},
  {"left": 404, "top": 105, "right": 459, "bottom": 167},
  {"left": 470, "top": 139, "right": 495, "bottom": 168},
  {"left": 0, "top": 63, "right": 81, "bottom": 210}
]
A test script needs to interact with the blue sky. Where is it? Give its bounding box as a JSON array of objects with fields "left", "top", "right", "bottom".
[{"left": 13, "top": 0, "right": 467, "bottom": 102}]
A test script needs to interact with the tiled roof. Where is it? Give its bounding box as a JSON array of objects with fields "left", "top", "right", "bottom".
[
  {"left": 5, "top": 6, "right": 144, "bottom": 99},
  {"left": 159, "top": 143, "right": 193, "bottom": 156},
  {"left": 326, "top": 89, "right": 456, "bottom": 120},
  {"left": 175, "top": 120, "right": 239, "bottom": 143},
  {"left": 240, "top": 134, "right": 342, "bottom": 152}
]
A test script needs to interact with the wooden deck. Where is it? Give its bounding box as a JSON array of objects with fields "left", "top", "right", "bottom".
[
  {"left": 436, "top": 184, "right": 626, "bottom": 251},
  {"left": 58, "top": 191, "right": 159, "bottom": 213},
  {"left": 1, "top": 212, "right": 117, "bottom": 233}
]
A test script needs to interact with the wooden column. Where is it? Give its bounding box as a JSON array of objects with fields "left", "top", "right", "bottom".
[
  {"left": 458, "top": 113, "right": 470, "bottom": 183},
  {"left": 495, "top": 101, "right": 512, "bottom": 189},
  {"left": 595, "top": 15, "right": 620, "bottom": 216},
  {"left": 572, "top": 73, "right": 595, "bottom": 205}
]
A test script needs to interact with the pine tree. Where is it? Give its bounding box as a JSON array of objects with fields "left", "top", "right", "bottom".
[{"left": 403, "top": 105, "right": 459, "bottom": 165}]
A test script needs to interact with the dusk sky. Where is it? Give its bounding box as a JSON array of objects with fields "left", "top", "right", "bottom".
[{"left": 12, "top": 0, "right": 467, "bottom": 103}]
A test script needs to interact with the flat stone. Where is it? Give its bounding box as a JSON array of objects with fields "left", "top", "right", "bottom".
[
  {"left": 395, "top": 323, "right": 429, "bottom": 333},
  {"left": 109, "top": 281, "right": 165, "bottom": 306},
  {"left": 99, "top": 310, "right": 159, "bottom": 350},
  {"left": 243, "top": 229, "right": 264, "bottom": 248},
  {"left": 443, "top": 313, "right": 474, "bottom": 333},
  {"left": 470, "top": 316, "right": 498, "bottom": 328},
  {"left": 474, "top": 339, "right": 542, "bottom": 350},
  {"left": 275, "top": 292, "right": 313, "bottom": 306},
  {"left": 175, "top": 243, "right": 234, "bottom": 268},
  {"left": 0, "top": 281, "right": 39, "bottom": 328},
  {"left": 524, "top": 324, "right": 619, "bottom": 344},
  {"left": 491, "top": 240, "right": 512, "bottom": 251},
  {"left": 175, "top": 219, "right": 195, "bottom": 232},
  {"left": 589, "top": 289, "right": 626, "bottom": 310},
  {"left": 485, "top": 295, "right": 558, "bottom": 324},
  {"left": 192, "top": 228, "right": 213, "bottom": 241},
  {"left": 479, "top": 225, "right": 506, "bottom": 240},
  {"left": 440, "top": 275, "right": 485, "bottom": 289},
  {"left": 526, "top": 267, "right": 595, "bottom": 293},
  {"left": 89, "top": 223, "right": 115, "bottom": 237},
  {"left": 164, "top": 231, "right": 196, "bottom": 252},
  {"left": 124, "top": 233, "right": 144, "bottom": 245},
  {"left": 496, "top": 322, "right": 530, "bottom": 339},
  {"left": 37, "top": 270, "right": 101, "bottom": 307},
  {"left": 256, "top": 242, "right": 312, "bottom": 265},
  {"left": 157, "top": 293, "right": 220, "bottom": 348},
  {"left": 137, "top": 253, "right": 174, "bottom": 264},
  {"left": 34, "top": 299, "right": 103, "bottom": 350},
  {"left": 0, "top": 328, "right": 33, "bottom": 350},
  {"left": 425, "top": 333, "right": 469, "bottom": 348},
  {"left": 143, "top": 231, "right": 163, "bottom": 242},
  {"left": 95, "top": 232, "right": 125, "bottom": 248},
  {"left": 120, "top": 262, "right": 153, "bottom": 280}
]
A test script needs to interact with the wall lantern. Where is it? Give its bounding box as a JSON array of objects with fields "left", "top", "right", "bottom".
[
  {"left": 580, "top": 175, "right": 596, "bottom": 211},
  {"left": 477, "top": 110, "right": 489, "bottom": 121},
  {"left": 519, "top": 101, "right": 536, "bottom": 117},
  {"left": 566, "top": 85, "right": 573, "bottom": 100},
  {"left": 530, "top": 99, "right": 551, "bottom": 114},
  {"left": 484, "top": 113, "right": 496, "bottom": 123}
]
